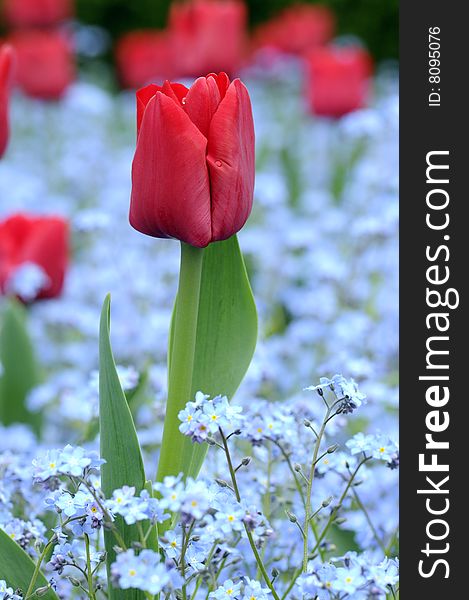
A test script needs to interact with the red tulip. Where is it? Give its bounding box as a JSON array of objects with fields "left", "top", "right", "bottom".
[
  {"left": 169, "top": 0, "right": 247, "bottom": 77},
  {"left": 0, "top": 213, "right": 69, "bottom": 302},
  {"left": 2, "top": 0, "right": 73, "bottom": 28},
  {"left": 115, "top": 31, "right": 174, "bottom": 90},
  {"left": 8, "top": 30, "right": 75, "bottom": 100},
  {"left": 252, "top": 4, "right": 334, "bottom": 56},
  {"left": 0, "top": 45, "right": 14, "bottom": 158},
  {"left": 306, "top": 46, "right": 373, "bottom": 118},
  {"left": 130, "top": 72, "right": 255, "bottom": 248}
]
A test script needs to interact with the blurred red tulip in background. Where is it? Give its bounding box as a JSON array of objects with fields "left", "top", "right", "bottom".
[
  {"left": 2, "top": 0, "right": 73, "bottom": 28},
  {"left": 305, "top": 46, "right": 373, "bottom": 118},
  {"left": 0, "top": 213, "right": 69, "bottom": 302},
  {"left": 252, "top": 4, "right": 335, "bottom": 56},
  {"left": 8, "top": 30, "right": 75, "bottom": 100},
  {"left": 0, "top": 45, "right": 14, "bottom": 158},
  {"left": 115, "top": 31, "right": 174, "bottom": 90},
  {"left": 130, "top": 72, "right": 255, "bottom": 248},
  {"left": 169, "top": 0, "right": 247, "bottom": 77}
]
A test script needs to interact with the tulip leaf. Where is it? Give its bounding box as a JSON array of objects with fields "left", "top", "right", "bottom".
[
  {"left": 0, "top": 528, "right": 59, "bottom": 599},
  {"left": 0, "top": 298, "right": 41, "bottom": 435},
  {"left": 99, "top": 294, "right": 153, "bottom": 600},
  {"left": 159, "top": 235, "right": 257, "bottom": 481}
]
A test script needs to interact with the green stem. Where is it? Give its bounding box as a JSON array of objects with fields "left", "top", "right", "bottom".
[
  {"left": 157, "top": 243, "right": 204, "bottom": 483},
  {"left": 25, "top": 539, "right": 55, "bottom": 599},
  {"left": 219, "top": 430, "right": 280, "bottom": 600},
  {"left": 84, "top": 534, "right": 97, "bottom": 600},
  {"left": 302, "top": 407, "right": 331, "bottom": 572}
]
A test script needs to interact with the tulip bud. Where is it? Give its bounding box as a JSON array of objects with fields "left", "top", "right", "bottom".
[
  {"left": 305, "top": 46, "right": 373, "bottom": 118},
  {"left": 8, "top": 30, "right": 75, "bottom": 100},
  {"left": 0, "top": 213, "right": 69, "bottom": 302},
  {"left": 115, "top": 31, "right": 174, "bottom": 89},
  {"left": 252, "top": 4, "right": 335, "bottom": 56},
  {"left": 169, "top": 0, "right": 247, "bottom": 77},
  {"left": 3, "top": 0, "right": 73, "bottom": 28},
  {"left": 130, "top": 72, "right": 255, "bottom": 248}
]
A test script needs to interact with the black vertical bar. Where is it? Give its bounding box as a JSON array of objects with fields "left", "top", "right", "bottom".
[{"left": 400, "top": 1, "right": 466, "bottom": 596}]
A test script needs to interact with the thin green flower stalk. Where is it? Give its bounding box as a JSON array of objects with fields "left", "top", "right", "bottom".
[{"left": 219, "top": 429, "right": 281, "bottom": 600}]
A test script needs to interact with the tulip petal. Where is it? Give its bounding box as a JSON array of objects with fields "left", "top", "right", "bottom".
[
  {"left": 184, "top": 75, "right": 221, "bottom": 138},
  {"left": 214, "top": 71, "right": 230, "bottom": 99},
  {"left": 206, "top": 79, "right": 255, "bottom": 241},
  {"left": 137, "top": 82, "right": 190, "bottom": 136},
  {"left": 19, "top": 218, "right": 69, "bottom": 299},
  {"left": 130, "top": 91, "right": 212, "bottom": 248},
  {"left": 136, "top": 84, "right": 159, "bottom": 135}
]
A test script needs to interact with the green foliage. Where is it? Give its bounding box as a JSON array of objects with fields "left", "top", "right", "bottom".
[
  {"left": 99, "top": 294, "right": 153, "bottom": 600},
  {"left": 0, "top": 299, "right": 41, "bottom": 435},
  {"left": 158, "top": 235, "right": 257, "bottom": 482},
  {"left": 0, "top": 529, "right": 59, "bottom": 600}
]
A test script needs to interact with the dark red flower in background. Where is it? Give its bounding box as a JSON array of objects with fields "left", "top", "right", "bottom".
[
  {"left": 130, "top": 72, "right": 255, "bottom": 248},
  {"left": 305, "top": 46, "right": 373, "bottom": 118},
  {"left": 2, "top": 0, "right": 73, "bottom": 28},
  {"left": 115, "top": 31, "right": 174, "bottom": 90},
  {"left": 0, "top": 45, "right": 14, "bottom": 158},
  {"left": 8, "top": 30, "right": 75, "bottom": 100},
  {"left": 0, "top": 213, "right": 69, "bottom": 302},
  {"left": 169, "top": 0, "right": 247, "bottom": 77},
  {"left": 252, "top": 4, "right": 335, "bottom": 56}
]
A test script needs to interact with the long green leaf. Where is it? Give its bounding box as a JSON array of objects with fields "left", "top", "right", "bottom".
[
  {"left": 0, "top": 529, "right": 58, "bottom": 599},
  {"left": 159, "top": 235, "right": 257, "bottom": 481},
  {"left": 0, "top": 299, "right": 41, "bottom": 434},
  {"left": 99, "top": 294, "right": 149, "bottom": 600}
]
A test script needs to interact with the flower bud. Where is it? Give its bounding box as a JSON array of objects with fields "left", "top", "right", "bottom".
[
  {"left": 130, "top": 72, "right": 255, "bottom": 248},
  {"left": 286, "top": 510, "right": 297, "bottom": 523}
]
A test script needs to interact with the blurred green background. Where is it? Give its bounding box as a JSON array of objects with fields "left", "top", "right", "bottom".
[{"left": 76, "top": 0, "right": 398, "bottom": 61}]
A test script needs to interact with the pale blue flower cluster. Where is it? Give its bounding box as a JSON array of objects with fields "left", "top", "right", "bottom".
[
  {"left": 346, "top": 433, "right": 399, "bottom": 467},
  {"left": 105, "top": 486, "right": 169, "bottom": 525},
  {"left": 32, "top": 444, "right": 104, "bottom": 482},
  {"left": 111, "top": 548, "right": 182, "bottom": 595},
  {"left": 296, "top": 553, "right": 399, "bottom": 600},
  {"left": 179, "top": 392, "right": 244, "bottom": 442},
  {"left": 0, "top": 580, "right": 22, "bottom": 600},
  {"left": 211, "top": 578, "right": 271, "bottom": 600}
]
